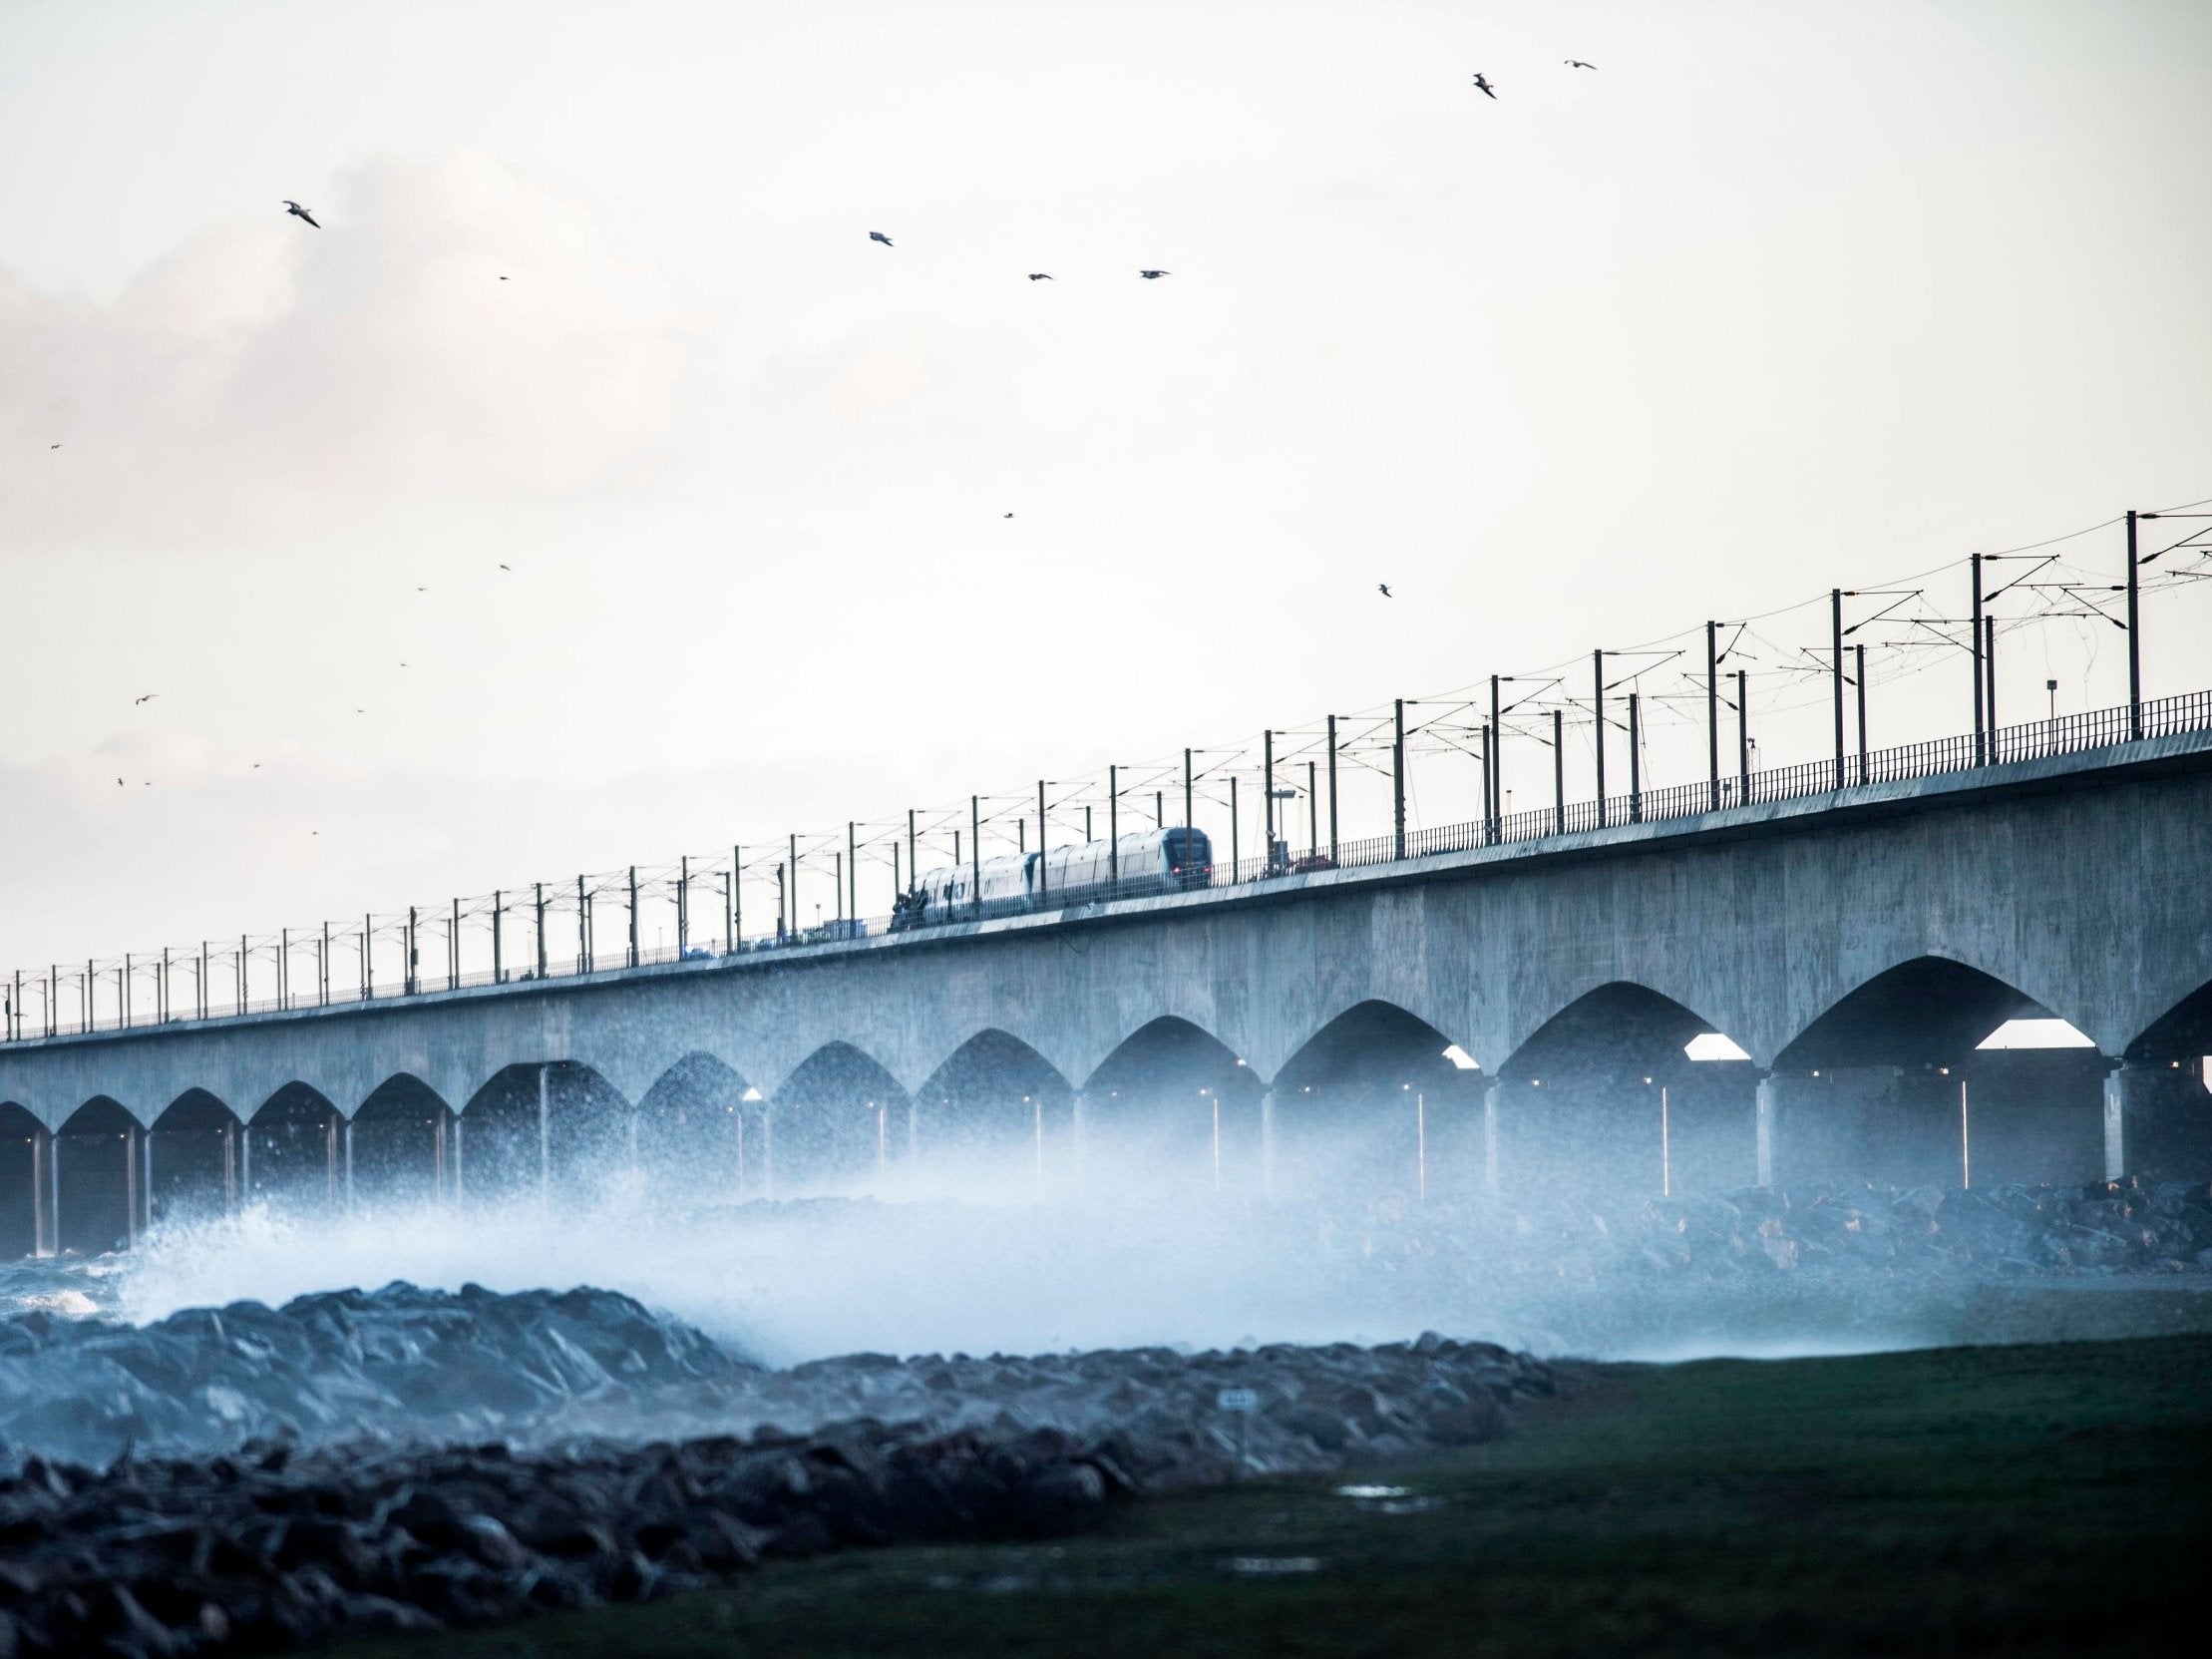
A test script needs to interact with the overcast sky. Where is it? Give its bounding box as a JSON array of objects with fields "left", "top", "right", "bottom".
[{"left": 3, "top": 0, "right": 2209, "bottom": 972}]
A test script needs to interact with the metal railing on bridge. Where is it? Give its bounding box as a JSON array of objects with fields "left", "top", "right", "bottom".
[{"left": 5, "top": 687, "right": 2209, "bottom": 1044}]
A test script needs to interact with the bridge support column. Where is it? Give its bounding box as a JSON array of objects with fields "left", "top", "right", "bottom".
[
  {"left": 31, "top": 1128, "right": 52, "bottom": 1257},
  {"left": 1070, "top": 1092, "right": 1088, "bottom": 1193},
  {"left": 1258, "top": 1089, "right": 1275, "bottom": 1199},
  {"left": 124, "top": 1125, "right": 139, "bottom": 1248},
  {"left": 1481, "top": 1080, "right": 1502, "bottom": 1193},
  {"left": 1754, "top": 1071, "right": 1783, "bottom": 1187},
  {"left": 141, "top": 1129, "right": 154, "bottom": 1234},
  {"left": 761, "top": 1105, "right": 775, "bottom": 1200},
  {"left": 452, "top": 1112, "right": 466, "bottom": 1209},
  {"left": 2103, "top": 1062, "right": 2211, "bottom": 1181},
  {"left": 343, "top": 1118, "right": 354, "bottom": 1211},
  {"left": 537, "top": 1065, "right": 552, "bottom": 1203}
]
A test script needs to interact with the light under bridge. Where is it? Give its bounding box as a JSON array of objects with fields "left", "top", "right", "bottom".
[{"left": 2, "top": 719, "right": 2209, "bottom": 1257}]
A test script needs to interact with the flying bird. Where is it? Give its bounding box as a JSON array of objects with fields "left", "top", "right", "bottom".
[
  {"left": 498, "top": 275, "right": 509, "bottom": 281},
  {"left": 869, "top": 230, "right": 894, "bottom": 247},
  {"left": 1002, "top": 513, "right": 1014, "bottom": 519},
  {"left": 416, "top": 586, "right": 428, "bottom": 593},
  {"left": 499, "top": 563, "right": 512, "bottom": 571},
  {"left": 134, "top": 693, "right": 158, "bottom": 705},
  {"left": 49, "top": 444, "right": 61, "bottom": 450},
  {"left": 283, "top": 201, "right": 320, "bottom": 228},
  {"left": 116, "top": 777, "right": 125, "bottom": 788},
  {"left": 1566, "top": 59, "right": 1597, "bottom": 70},
  {"left": 1027, "top": 273, "right": 1053, "bottom": 281},
  {"left": 1138, "top": 269, "right": 1170, "bottom": 279},
  {"left": 1377, "top": 584, "right": 1393, "bottom": 599},
  {"left": 1471, "top": 73, "right": 1497, "bottom": 98}
]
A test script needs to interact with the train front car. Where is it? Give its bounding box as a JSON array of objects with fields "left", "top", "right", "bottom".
[
  {"left": 1159, "top": 826, "right": 1213, "bottom": 892},
  {"left": 1097, "top": 826, "right": 1213, "bottom": 897}
]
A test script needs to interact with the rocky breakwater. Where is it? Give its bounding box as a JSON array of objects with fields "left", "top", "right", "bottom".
[
  {"left": 0, "top": 1285, "right": 1556, "bottom": 1656},
  {"left": 0, "top": 1284, "right": 744, "bottom": 1467}
]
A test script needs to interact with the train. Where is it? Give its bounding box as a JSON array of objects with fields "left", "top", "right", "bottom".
[{"left": 892, "top": 827, "right": 1213, "bottom": 930}]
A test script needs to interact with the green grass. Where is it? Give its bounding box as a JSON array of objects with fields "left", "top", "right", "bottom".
[{"left": 326, "top": 1335, "right": 2212, "bottom": 1658}]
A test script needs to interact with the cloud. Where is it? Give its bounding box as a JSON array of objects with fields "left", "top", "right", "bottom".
[{"left": 0, "top": 151, "right": 701, "bottom": 549}]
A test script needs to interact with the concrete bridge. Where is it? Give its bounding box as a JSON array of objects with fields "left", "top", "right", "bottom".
[{"left": 4, "top": 732, "right": 2209, "bottom": 1256}]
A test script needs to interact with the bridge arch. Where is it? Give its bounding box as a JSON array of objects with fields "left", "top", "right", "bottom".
[
  {"left": 0, "top": 1101, "right": 40, "bottom": 1259},
  {"left": 914, "top": 1030, "right": 1071, "bottom": 1194},
  {"left": 352, "top": 1073, "right": 454, "bottom": 1207},
  {"left": 1766, "top": 955, "right": 2106, "bottom": 1188},
  {"left": 245, "top": 1082, "right": 341, "bottom": 1210},
  {"left": 636, "top": 1052, "right": 752, "bottom": 1203},
  {"left": 770, "top": 1041, "right": 907, "bottom": 1195},
  {"left": 57, "top": 1095, "right": 139, "bottom": 1255},
  {"left": 1078, "top": 1016, "right": 1260, "bottom": 1193},
  {"left": 1491, "top": 983, "right": 1756, "bottom": 1197},
  {"left": 149, "top": 1087, "right": 240, "bottom": 1223},
  {"left": 461, "top": 1061, "right": 630, "bottom": 1201},
  {"left": 2124, "top": 978, "right": 2212, "bottom": 1068},
  {"left": 1270, "top": 1001, "right": 1477, "bottom": 1202}
]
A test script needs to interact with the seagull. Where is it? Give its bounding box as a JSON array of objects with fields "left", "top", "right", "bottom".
[
  {"left": 49, "top": 443, "right": 61, "bottom": 449},
  {"left": 869, "top": 230, "right": 894, "bottom": 247},
  {"left": 499, "top": 563, "right": 512, "bottom": 571},
  {"left": 283, "top": 201, "right": 320, "bottom": 228},
  {"left": 498, "top": 275, "right": 509, "bottom": 281},
  {"left": 1377, "top": 583, "right": 1393, "bottom": 599},
  {"left": 1138, "top": 269, "right": 1170, "bottom": 279},
  {"left": 116, "top": 777, "right": 125, "bottom": 788},
  {"left": 1471, "top": 73, "right": 1497, "bottom": 98},
  {"left": 134, "top": 693, "right": 158, "bottom": 705},
  {"left": 416, "top": 586, "right": 428, "bottom": 593},
  {"left": 1002, "top": 513, "right": 1014, "bottom": 519},
  {"left": 1566, "top": 60, "right": 1597, "bottom": 70},
  {"left": 1027, "top": 273, "right": 1053, "bottom": 281}
]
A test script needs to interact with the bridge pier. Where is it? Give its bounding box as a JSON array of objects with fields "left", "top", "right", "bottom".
[
  {"left": 25, "top": 1126, "right": 51, "bottom": 1256},
  {"left": 538, "top": 1063, "right": 552, "bottom": 1203},
  {"left": 1753, "top": 1072, "right": 1784, "bottom": 1186},
  {"left": 2103, "top": 1062, "right": 2211, "bottom": 1180},
  {"left": 1481, "top": 1080, "right": 1501, "bottom": 1193},
  {"left": 41, "top": 1130, "right": 57, "bottom": 1255}
]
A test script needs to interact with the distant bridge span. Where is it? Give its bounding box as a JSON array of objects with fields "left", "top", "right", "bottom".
[{"left": 2, "top": 733, "right": 2208, "bottom": 1253}]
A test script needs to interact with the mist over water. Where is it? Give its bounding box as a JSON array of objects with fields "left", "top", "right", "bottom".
[{"left": 14, "top": 1117, "right": 2203, "bottom": 1371}]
